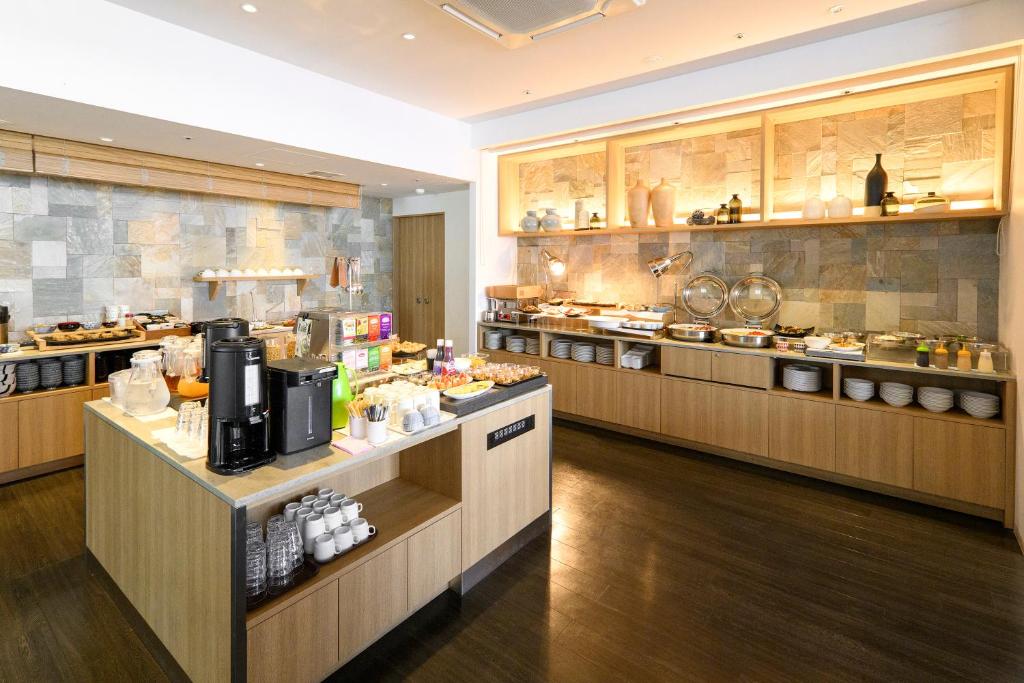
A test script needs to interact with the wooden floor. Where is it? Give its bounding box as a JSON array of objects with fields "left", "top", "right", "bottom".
[{"left": 3, "top": 420, "right": 1024, "bottom": 681}]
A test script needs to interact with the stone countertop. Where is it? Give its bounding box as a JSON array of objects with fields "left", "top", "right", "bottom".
[{"left": 85, "top": 385, "right": 552, "bottom": 509}]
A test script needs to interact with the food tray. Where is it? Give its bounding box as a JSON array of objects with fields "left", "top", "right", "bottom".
[
  {"left": 28, "top": 329, "right": 141, "bottom": 349},
  {"left": 805, "top": 347, "right": 866, "bottom": 361},
  {"left": 440, "top": 374, "right": 548, "bottom": 417},
  {"left": 491, "top": 371, "right": 547, "bottom": 387},
  {"left": 245, "top": 559, "right": 320, "bottom": 612}
]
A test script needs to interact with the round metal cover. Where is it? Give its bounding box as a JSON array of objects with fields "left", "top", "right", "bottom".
[
  {"left": 681, "top": 273, "right": 728, "bottom": 320},
  {"left": 728, "top": 274, "right": 782, "bottom": 324}
]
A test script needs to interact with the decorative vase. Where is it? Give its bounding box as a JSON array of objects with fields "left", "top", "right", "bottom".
[
  {"left": 802, "top": 195, "right": 826, "bottom": 220},
  {"left": 520, "top": 210, "right": 539, "bottom": 232},
  {"left": 574, "top": 199, "right": 588, "bottom": 231},
  {"left": 881, "top": 191, "right": 900, "bottom": 217},
  {"left": 715, "top": 203, "right": 729, "bottom": 224},
  {"left": 539, "top": 208, "right": 562, "bottom": 231},
  {"left": 728, "top": 194, "right": 743, "bottom": 224},
  {"left": 651, "top": 178, "right": 676, "bottom": 227},
  {"left": 827, "top": 194, "right": 852, "bottom": 218},
  {"left": 864, "top": 153, "right": 887, "bottom": 216},
  {"left": 627, "top": 178, "right": 650, "bottom": 228}
]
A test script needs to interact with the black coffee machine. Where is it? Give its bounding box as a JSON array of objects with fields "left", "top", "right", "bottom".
[
  {"left": 267, "top": 358, "right": 337, "bottom": 455},
  {"left": 201, "top": 318, "right": 249, "bottom": 382},
  {"left": 206, "top": 336, "right": 275, "bottom": 475}
]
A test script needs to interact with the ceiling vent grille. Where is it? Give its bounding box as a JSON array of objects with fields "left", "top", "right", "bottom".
[
  {"left": 306, "top": 170, "right": 347, "bottom": 180},
  {"left": 451, "top": 0, "right": 600, "bottom": 35}
]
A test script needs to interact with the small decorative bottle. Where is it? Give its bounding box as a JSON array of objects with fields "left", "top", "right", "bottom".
[
  {"left": 715, "top": 203, "right": 729, "bottom": 224},
  {"left": 728, "top": 194, "right": 743, "bottom": 224},
  {"left": 956, "top": 345, "right": 973, "bottom": 371},
  {"left": 881, "top": 191, "right": 900, "bottom": 217},
  {"left": 915, "top": 342, "right": 930, "bottom": 368},
  {"left": 933, "top": 341, "right": 949, "bottom": 370},
  {"left": 590, "top": 212, "right": 600, "bottom": 229}
]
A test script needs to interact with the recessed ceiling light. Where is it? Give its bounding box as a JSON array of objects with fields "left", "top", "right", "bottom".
[
  {"left": 735, "top": 32, "right": 744, "bottom": 39},
  {"left": 254, "top": 162, "right": 265, "bottom": 167},
  {"left": 380, "top": 183, "right": 388, "bottom": 187},
  {"left": 402, "top": 32, "right": 416, "bottom": 40},
  {"left": 522, "top": 89, "right": 532, "bottom": 95},
  {"left": 828, "top": 4, "right": 844, "bottom": 14},
  {"left": 240, "top": 3, "right": 258, "bottom": 13},
  {"left": 415, "top": 188, "right": 425, "bottom": 194},
  {"left": 99, "top": 137, "right": 113, "bottom": 142}
]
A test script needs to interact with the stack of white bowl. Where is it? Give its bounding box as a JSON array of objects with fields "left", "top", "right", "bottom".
[
  {"left": 843, "top": 377, "right": 875, "bottom": 401},
  {"left": 918, "top": 386, "right": 954, "bottom": 413},
  {"left": 550, "top": 339, "right": 573, "bottom": 359},
  {"left": 505, "top": 335, "right": 526, "bottom": 353},
  {"left": 571, "top": 342, "right": 596, "bottom": 363},
  {"left": 782, "top": 364, "right": 822, "bottom": 392},
  {"left": 879, "top": 382, "right": 914, "bottom": 407},
  {"left": 483, "top": 330, "right": 505, "bottom": 350},
  {"left": 959, "top": 391, "right": 1000, "bottom": 419}
]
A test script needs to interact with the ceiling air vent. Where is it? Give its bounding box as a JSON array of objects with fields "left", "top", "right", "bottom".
[{"left": 306, "top": 170, "right": 347, "bottom": 180}]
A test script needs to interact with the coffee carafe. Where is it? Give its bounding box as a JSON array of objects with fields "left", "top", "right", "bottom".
[
  {"left": 201, "top": 317, "right": 249, "bottom": 381},
  {"left": 206, "top": 336, "right": 275, "bottom": 475}
]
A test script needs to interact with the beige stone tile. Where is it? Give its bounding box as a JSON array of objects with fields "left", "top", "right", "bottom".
[
  {"left": 957, "top": 279, "right": 978, "bottom": 323},
  {"left": 866, "top": 291, "right": 900, "bottom": 330}
]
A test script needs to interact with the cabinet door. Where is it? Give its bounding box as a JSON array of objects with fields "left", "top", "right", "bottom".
[
  {"left": 835, "top": 406, "right": 913, "bottom": 488},
  {"left": 338, "top": 542, "right": 409, "bottom": 665},
  {"left": 92, "top": 385, "right": 111, "bottom": 400},
  {"left": 711, "top": 386, "right": 769, "bottom": 456},
  {"left": 711, "top": 352, "right": 770, "bottom": 389},
  {"left": 248, "top": 580, "right": 339, "bottom": 683},
  {"left": 574, "top": 365, "right": 618, "bottom": 423},
  {"left": 913, "top": 418, "right": 1005, "bottom": 508},
  {"left": 19, "top": 391, "right": 88, "bottom": 467},
  {"left": 661, "top": 378, "right": 713, "bottom": 444},
  {"left": 0, "top": 402, "right": 18, "bottom": 473},
  {"left": 616, "top": 371, "right": 661, "bottom": 432},
  {"left": 408, "top": 510, "right": 462, "bottom": 612},
  {"left": 768, "top": 395, "right": 835, "bottom": 471},
  {"left": 661, "top": 346, "right": 711, "bottom": 380},
  {"left": 535, "top": 359, "right": 577, "bottom": 414}
]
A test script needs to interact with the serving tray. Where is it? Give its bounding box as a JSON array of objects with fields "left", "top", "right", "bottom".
[{"left": 440, "top": 374, "right": 548, "bottom": 416}]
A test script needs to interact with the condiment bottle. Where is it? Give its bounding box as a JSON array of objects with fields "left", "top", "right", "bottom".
[
  {"left": 978, "top": 350, "right": 994, "bottom": 373},
  {"left": 956, "top": 346, "right": 972, "bottom": 371},
  {"left": 933, "top": 341, "right": 949, "bottom": 370},
  {"left": 915, "top": 342, "right": 930, "bottom": 368}
]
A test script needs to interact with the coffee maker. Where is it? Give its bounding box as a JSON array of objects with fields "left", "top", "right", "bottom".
[
  {"left": 206, "top": 336, "right": 275, "bottom": 474},
  {"left": 201, "top": 318, "right": 249, "bottom": 381},
  {"left": 267, "top": 358, "right": 337, "bottom": 455}
]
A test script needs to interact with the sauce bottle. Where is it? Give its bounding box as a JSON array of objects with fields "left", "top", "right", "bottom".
[
  {"left": 978, "top": 350, "right": 994, "bottom": 373},
  {"left": 956, "top": 346, "right": 972, "bottom": 371},
  {"left": 915, "top": 342, "right": 930, "bottom": 368},
  {"left": 933, "top": 341, "right": 948, "bottom": 370}
]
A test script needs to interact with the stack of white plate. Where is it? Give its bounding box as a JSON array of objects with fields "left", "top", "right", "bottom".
[
  {"left": 505, "top": 335, "right": 526, "bottom": 353},
  {"left": 918, "top": 387, "right": 954, "bottom": 413},
  {"left": 483, "top": 330, "right": 505, "bottom": 350},
  {"left": 959, "top": 391, "right": 1000, "bottom": 419},
  {"left": 879, "top": 382, "right": 914, "bottom": 407},
  {"left": 571, "top": 342, "right": 596, "bottom": 363},
  {"left": 525, "top": 337, "right": 540, "bottom": 355},
  {"left": 0, "top": 363, "right": 16, "bottom": 397},
  {"left": 550, "top": 339, "right": 573, "bottom": 359},
  {"left": 782, "top": 364, "right": 822, "bottom": 392},
  {"left": 843, "top": 377, "right": 875, "bottom": 402},
  {"left": 596, "top": 345, "right": 615, "bottom": 366}
]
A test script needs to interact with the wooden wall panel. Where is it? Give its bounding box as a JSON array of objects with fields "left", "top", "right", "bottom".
[{"left": 0, "top": 130, "right": 33, "bottom": 173}]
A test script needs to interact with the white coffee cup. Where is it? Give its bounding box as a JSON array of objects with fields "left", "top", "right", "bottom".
[
  {"left": 302, "top": 513, "right": 325, "bottom": 554},
  {"left": 283, "top": 502, "right": 301, "bottom": 522},
  {"left": 349, "top": 517, "right": 376, "bottom": 543},
  {"left": 313, "top": 533, "right": 336, "bottom": 563},
  {"left": 300, "top": 495, "right": 318, "bottom": 508},
  {"left": 312, "top": 500, "right": 329, "bottom": 514},
  {"left": 367, "top": 419, "right": 387, "bottom": 445},
  {"left": 329, "top": 493, "right": 347, "bottom": 507},
  {"left": 323, "top": 506, "right": 344, "bottom": 532},
  {"left": 294, "top": 507, "right": 314, "bottom": 536},
  {"left": 349, "top": 416, "right": 367, "bottom": 439},
  {"left": 339, "top": 499, "right": 363, "bottom": 523},
  {"left": 317, "top": 487, "right": 334, "bottom": 501},
  {"left": 333, "top": 525, "right": 354, "bottom": 553}
]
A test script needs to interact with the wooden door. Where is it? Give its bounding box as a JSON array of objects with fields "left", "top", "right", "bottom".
[
  {"left": 337, "top": 542, "right": 409, "bottom": 665},
  {"left": 661, "top": 377, "right": 714, "bottom": 445},
  {"left": 534, "top": 359, "right": 577, "bottom": 414},
  {"left": 19, "top": 390, "right": 88, "bottom": 467},
  {"left": 394, "top": 213, "right": 445, "bottom": 345},
  {"left": 0, "top": 402, "right": 18, "bottom": 472},
  {"left": 835, "top": 406, "right": 913, "bottom": 488},
  {"left": 407, "top": 510, "right": 462, "bottom": 612},
  {"left": 248, "top": 580, "right": 339, "bottom": 683},
  {"left": 616, "top": 371, "right": 662, "bottom": 433},
  {"left": 574, "top": 365, "right": 618, "bottom": 423},
  {"left": 711, "top": 385, "right": 769, "bottom": 456},
  {"left": 769, "top": 395, "right": 835, "bottom": 471},
  {"left": 913, "top": 418, "right": 1005, "bottom": 508}
]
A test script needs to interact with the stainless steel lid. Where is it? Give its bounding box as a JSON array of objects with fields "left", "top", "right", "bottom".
[
  {"left": 728, "top": 274, "right": 782, "bottom": 325},
  {"left": 681, "top": 273, "right": 728, "bottom": 321}
]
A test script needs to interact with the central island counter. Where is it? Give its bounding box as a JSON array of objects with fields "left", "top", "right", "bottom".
[{"left": 84, "top": 386, "right": 552, "bottom": 683}]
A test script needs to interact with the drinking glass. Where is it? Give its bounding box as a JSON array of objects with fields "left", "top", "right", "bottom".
[
  {"left": 266, "top": 526, "right": 295, "bottom": 587},
  {"left": 245, "top": 540, "right": 267, "bottom": 597},
  {"left": 245, "top": 520, "right": 263, "bottom": 545}
]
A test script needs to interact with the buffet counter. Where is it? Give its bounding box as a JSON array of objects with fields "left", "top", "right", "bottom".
[
  {"left": 481, "top": 321, "right": 1016, "bottom": 528},
  {"left": 84, "top": 386, "right": 552, "bottom": 683}
]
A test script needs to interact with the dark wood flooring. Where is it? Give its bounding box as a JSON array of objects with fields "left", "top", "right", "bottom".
[{"left": 3, "top": 420, "right": 1024, "bottom": 681}]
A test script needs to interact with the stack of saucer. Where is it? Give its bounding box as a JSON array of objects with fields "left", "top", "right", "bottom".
[
  {"left": 0, "top": 363, "right": 16, "bottom": 398},
  {"left": 596, "top": 345, "right": 615, "bottom": 366},
  {"left": 571, "top": 341, "right": 596, "bottom": 363},
  {"left": 505, "top": 335, "right": 526, "bottom": 353},
  {"left": 525, "top": 337, "right": 540, "bottom": 355},
  {"left": 959, "top": 391, "right": 1000, "bottom": 419},
  {"left": 842, "top": 377, "right": 875, "bottom": 402},
  {"left": 918, "top": 386, "right": 954, "bottom": 413},
  {"left": 39, "top": 360, "right": 63, "bottom": 389},
  {"left": 550, "top": 339, "right": 573, "bottom": 359},
  {"left": 879, "top": 382, "right": 914, "bottom": 407},
  {"left": 62, "top": 355, "right": 86, "bottom": 386},
  {"left": 782, "top": 364, "right": 822, "bottom": 392},
  {"left": 15, "top": 362, "right": 39, "bottom": 392},
  {"left": 483, "top": 330, "right": 505, "bottom": 350}
]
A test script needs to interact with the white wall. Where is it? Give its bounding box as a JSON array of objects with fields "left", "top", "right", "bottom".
[
  {"left": 393, "top": 189, "right": 476, "bottom": 352},
  {"left": 0, "top": 0, "right": 475, "bottom": 181}
]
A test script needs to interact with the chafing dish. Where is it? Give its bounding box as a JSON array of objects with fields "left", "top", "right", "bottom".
[
  {"left": 724, "top": 274, "right": 782, "bottom": 348},
  {"left": 720, "top": 327, "right": 775, "bottom": 348},
  {"left": 668, "top": 323, "right": 718, "bottom": 343}
]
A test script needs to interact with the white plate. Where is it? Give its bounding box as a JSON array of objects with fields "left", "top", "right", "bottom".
[
  {"left": 443, "top": 381, "right": 495, "bottom": 401},
  {"left": 585, "top": 316, "right": 623, "bottom": 330}
]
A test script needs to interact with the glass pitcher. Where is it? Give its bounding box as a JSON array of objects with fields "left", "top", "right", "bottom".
[
  {"left": 160, "top": 336, "right": 188, "bottom": 392},
  {"left": 124, "top": 350, "right": 171, "bottom": 416},
  {"left": 177, "top": 348, "right": 209, "bottom": 399}
]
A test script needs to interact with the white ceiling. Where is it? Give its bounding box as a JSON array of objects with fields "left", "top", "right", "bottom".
[{"left": 107, "top": 0, "right": 977, "bottom": 121}]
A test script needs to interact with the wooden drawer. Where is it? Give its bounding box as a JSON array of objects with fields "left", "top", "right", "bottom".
[
  {"left": 616, "top": 371, "right": 661, "bottom": 432},
  {"left": 0, "top": 403, "right": 18, "bottom": 473},
  {"left": 338, "top": 542, "right": 409, "bottom": 665},
  {"left": 835, "top": 406, "right": 913, "bottom": 488},
  {"left": 711, "top": 385, "right": 769, "bottom": 456},
  {"left": 19, "top": 390, "right": 88, "bottom": 467},
  {"left": 574, "top": 365, "right": 618, "bottom": 424},
  {"left": 661, "top": 377, "right": 713, "bottom": 445},
  {"left": 661, "top": 346, "right": 712, "bottom": 381},
  {"left": 769, "top": 395, "right": 835, "bottom": 471},
  {"left": 248, "top": 580, "right": 339, "bottom": 683},
  {"left": 535, "top": 358, "right": 577, "bottom": 414},
  {"left": 711, "top": 352, "right": 770, "bottom": 389},
  {"left": 913, "top": 418, "right": 1005, "bottom": 508},
  {"left": 408, "top": 510, "right": 462, "bottom": 611}
]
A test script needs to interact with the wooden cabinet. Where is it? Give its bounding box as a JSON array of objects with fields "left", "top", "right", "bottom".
[
  {"left": 662, "top": 346, "right": 712, "bottom": 380},
  {"left": 91, "top": 385, "right": 111, "bottom": 400},
  {"left": 338, "top": 542, "right": 409, "bottom": 665},
  {"left": 913, "top": 418, "right": 1005, "bottom": 508},
  {"left": 19, "top": 390, "right": 88, "bottom": 467},
  {"left": 711, "top": 386, "right": 769, "bottom": 456},
  {"left": 574, "top": 365, "right": 618, "bottom": 423},
  {"left": 248, "top": 581, "right": 339, "bottom": 683},
  {"left": 0, "top": 403, "right": 18, "bottom": 473},
  {"left": 616, "top": 371, "right": 661, "bottom": 432},
  {"left": 535, "top": 358, "right": 578, "bottom": 414},
  {"left": 408, "top": 510, "right": 462, "bottom": 611},
  {"left": 711, "top": 352, "right": 771, "bottom": 389},
  {"left": 769, "top": 396, "right": 835, "bottom": 470},
  {"left": 660, "top": 378, "right": 714, "bottom": 444},
  {"left": 835, "top": 406, "right": 913, "bottom": 488}
]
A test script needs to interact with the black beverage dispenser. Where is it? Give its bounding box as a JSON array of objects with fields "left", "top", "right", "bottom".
[
  {"left": 206, "top": 337, "right": 275, "bottom": 474},
  {"left": 201, "top": 317, "right": 249, "bottom": 382},
  {"left": 267, "top": 358, "right": 337, "bottom": 455}
]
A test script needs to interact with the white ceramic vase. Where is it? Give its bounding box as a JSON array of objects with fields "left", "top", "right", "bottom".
[
  {"left": 627, "top": 179, "right": 650, "bottom": 228},
  {"left": 828, "top": 194, "right": 853, "bottom": 218},
  {"left": 574, "top": 200, "right": 588, "bottom": 231},
  {"left": 651, "top": 178, "right": 676, "bottom": 227},
  {"left": 802, "top": 195, "right": 826, "bottom": 219},
  {"left": 520, "top": 210, "right": 539, "bottom": 232},
  {"left": 539, "top": 208, "right": 562, "bottom": 231}
]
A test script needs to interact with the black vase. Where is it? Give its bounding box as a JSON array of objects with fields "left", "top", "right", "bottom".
[{"left": 864, "top": 153, "right": 887, "bottom": 209}]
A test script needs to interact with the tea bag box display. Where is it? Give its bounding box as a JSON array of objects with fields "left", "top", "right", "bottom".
[{"left": 267, "top": 358, "right": 338, "bottom": 455}]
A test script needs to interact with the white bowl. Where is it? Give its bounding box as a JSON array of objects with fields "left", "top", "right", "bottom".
[
  {"left": 804, "top": 336, "right": 831, "bottom": 350},
  {"left": 585, "top": 316, "right": 622, "bottom": 330}
]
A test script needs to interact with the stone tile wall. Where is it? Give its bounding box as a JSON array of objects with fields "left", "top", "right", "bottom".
[
  {"left": 519, "top": 151, "right": 606, "bottom": 226},
  {"left": 517, "top": 219, "right": 1000, "bottom": 339},
  {"left": 0, "top": 172, "right": 392, "bottom": 339}
]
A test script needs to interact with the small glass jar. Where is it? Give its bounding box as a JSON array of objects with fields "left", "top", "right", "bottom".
[{"left": 881, "top": 191, "right": 900, "bottom": 216}]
